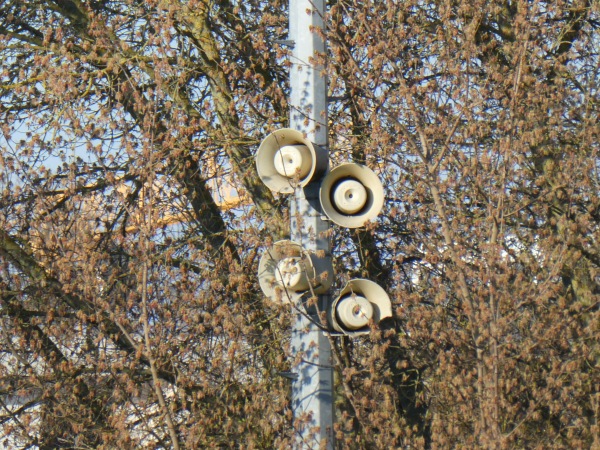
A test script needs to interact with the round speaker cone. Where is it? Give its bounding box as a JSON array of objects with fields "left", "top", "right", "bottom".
[
  {"left": 275, "top": 256, "right": 309, "bottom": 291},
  {"left": 273, "top": 145, "right": 312, "bottom": 179},
  {"left": 336, "top": 294, "right": 373, "bottom": 330},
  {"left": 331, "top": 178, "right": 368, "bottom": 215}
]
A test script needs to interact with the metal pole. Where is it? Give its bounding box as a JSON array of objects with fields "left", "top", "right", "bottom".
[{"left": 289, "top": 0, "right": 334, "bottom": 448}]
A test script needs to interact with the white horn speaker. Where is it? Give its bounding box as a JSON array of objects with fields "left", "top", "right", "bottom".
[
  {"left": 256, "top": 128, "right": 328, "bottom": 194},
  {"left": 328, "top": 279, "right": 392, "bottom": 335},
  {"left": 319, "top": 163, "right": 384, "bottom": 228},
  {"left": 258, "top": 240, "right": 333, "bottom": 304}
]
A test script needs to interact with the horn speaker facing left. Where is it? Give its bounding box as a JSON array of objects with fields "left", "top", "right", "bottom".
[
  {"left": 258, "top": 240, "right": 333, "bottom": 304},
  {"left": 256, "top": 128, "right": 328, "bottom": 194}
]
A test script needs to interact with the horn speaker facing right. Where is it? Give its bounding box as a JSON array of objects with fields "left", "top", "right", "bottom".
[
  {"left": 328, "top": 278, "right": 392, "bottom": 335},
  {"left": 319, "top": 163, "right": 384, "bottom": 228}
]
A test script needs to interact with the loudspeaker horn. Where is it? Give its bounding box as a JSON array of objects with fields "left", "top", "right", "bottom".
[
  {"left": 256, "top": 128, "right": 328, "bottom": 194},
  {"left": 258, "top": 240, "right": 333, "bottom": 304},
  {"left": 328, "top": 279, "right": 392, "bottom": 335},
  {"left": 319, "top": 163, "right": 384, "bottom": 228}
]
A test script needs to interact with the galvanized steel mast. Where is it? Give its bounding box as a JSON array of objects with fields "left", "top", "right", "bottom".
[{"left": 288, "top": 0, "right": 335, "bottom": 448}]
